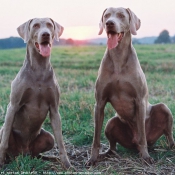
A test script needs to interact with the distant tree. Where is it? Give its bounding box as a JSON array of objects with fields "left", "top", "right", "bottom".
[
  {"left": 132, "top": 38, "right": 140, "bottom": 44},
  {"left": 66, "top": 38, "right": 74, "bottom": 45},
  {"left": 172, "top": 35, "right": 175, "bottom": 43},
  {"left": 155, "top": 29, "right": 171, "bottom": 44}
]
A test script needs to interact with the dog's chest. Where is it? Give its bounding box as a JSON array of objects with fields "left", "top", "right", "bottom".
[
  {"left": 14, "top": 83, "right": 57, "bottom": 128},
  {"left": 20, "top": 83, "right": 50, "bottom": 105},
  {"left": 106, "top": 78, "right": 137, "bottom": 120},
  {"left": 18, "top": 77, "right": 58, "bottom": 114}
]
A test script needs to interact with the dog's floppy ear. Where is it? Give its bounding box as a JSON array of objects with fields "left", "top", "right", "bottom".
[
  {"left": 50, "top": 19, "right": 64, "bottom": 41},
  {"left": 126, "top": 8, "right": 141, "bottom": 35},
  {"left": 98, "top": 8, "right": 107, "bottom": 35},
  {"left": 17, "top": 19, "right": 33, "bottom": 43}
]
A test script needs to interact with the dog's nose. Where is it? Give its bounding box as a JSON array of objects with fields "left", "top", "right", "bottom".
[
  {"left": 42, "top": 32, "right": 50, "bottom": 38},
  {"left": 106, "top": 21, "right": 114, "bottom": 27}
]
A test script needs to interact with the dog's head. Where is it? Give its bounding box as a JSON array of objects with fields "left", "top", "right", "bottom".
[
  {"left": 98, "top": 7, "right": 141, "bottom": 49},
  {"left": 17, "top": 18, "right": 64, "bottom": 57}
]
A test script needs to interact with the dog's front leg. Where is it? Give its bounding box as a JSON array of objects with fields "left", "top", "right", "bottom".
[
  {"left": 86, "top": 100, "right": 106, "bottom": 166},
  {"left": 49, "top": 109, "right": 71, "bottom": 169},
  {"left": 136, "top": 99, "right": 154, "bottom": 164},
  {"left": 0, "top": 104, "right": 16, "bottom": 167}
]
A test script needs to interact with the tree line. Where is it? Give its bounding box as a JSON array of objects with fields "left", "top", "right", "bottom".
[
  {"left": 0, "top": 37, "right": 89, "bottom": 49},
  {"left": 0, "top": 37, "right": 26, "bottom": 49},
  {"left": 0, "top": 30, "right": 174, "bottom": 49}
]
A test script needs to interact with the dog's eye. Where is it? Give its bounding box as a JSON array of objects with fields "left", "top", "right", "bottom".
[
  {"left": 47, "top": 23, "right": 53, "bottom": 28},
  {"left": 33, "top": 24, "right": 40, "bottom": 28},
  {"left": 104, "top": 13, "right": 110, "bottom": 19},
  {"left": 117, "top": 13, "right": 125, "bottom": 19}
]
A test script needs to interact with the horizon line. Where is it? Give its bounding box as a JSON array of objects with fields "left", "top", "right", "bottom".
[{"left": 0, "top": 35, "right": 161, "bottom": 41}]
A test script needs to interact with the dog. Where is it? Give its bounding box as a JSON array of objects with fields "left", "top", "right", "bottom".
[
  {"left": 0, "top": 18, "right": 71, "bottom": 169},
  {"left": 86, "top": 7, "right": 174, "bottom": 165}
]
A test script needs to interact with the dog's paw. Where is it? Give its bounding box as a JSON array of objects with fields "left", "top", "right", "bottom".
[
  {"left": 62, "top": 160, "right": 72, "bottom": 170},
  {"left": 142, "top": 156, "right": 154, "bottom": 165},
  {"left": 139, "top": 146, "right": 154, "bottom": 165},
  {"left": 85, "top": 157, "right": 97, "bottom": 167},
  {"left": 67, "top": 165, "right": 77, "bottom": 172},
  {"left": 99, "top": 149, "right": 120, "bottom": 160},
  {"left": 59, "top": 154, "right": 72, "bottom": 170}
]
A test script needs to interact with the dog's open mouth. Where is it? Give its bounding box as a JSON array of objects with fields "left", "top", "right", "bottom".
[
  {"left": 107, "top": 32, "right": 124, "bottom": 50},
  {"left": 35, "top": 41, "right": 52, "bottom": 58}
]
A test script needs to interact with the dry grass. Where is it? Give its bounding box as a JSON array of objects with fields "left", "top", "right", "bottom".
[{"left": 42, "top": 141, "right": 175, "bottom": 174}]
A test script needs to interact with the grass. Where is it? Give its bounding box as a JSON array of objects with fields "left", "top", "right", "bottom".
[
  {"left": 2, "top": 155, "right": 49, "bottom": 174},
  {"left": 0, "top": 44, "right": 175, "bottom": 173}
]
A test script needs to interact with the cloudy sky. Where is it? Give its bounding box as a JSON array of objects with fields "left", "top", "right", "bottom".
[{"left": 0, "top": 0, "right": 174, "bottom": 40}]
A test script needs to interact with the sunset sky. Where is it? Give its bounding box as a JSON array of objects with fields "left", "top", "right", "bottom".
[{"left": 0, "top": 0, "right": 175, "bottom": 40}]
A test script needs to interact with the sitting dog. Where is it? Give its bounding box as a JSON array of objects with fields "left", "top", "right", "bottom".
[
  {"left": 86, "top": 7, "right": 174, "bottom": 165},
  {"left": 0, "top": 18, "right": 71, "bottom": 169}
]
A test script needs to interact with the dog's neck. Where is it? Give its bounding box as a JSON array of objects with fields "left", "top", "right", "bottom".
[
  {"left": 107, "top": 31, "right": 133, "bottom": 70},
  {"left": 24, "top": 41, "right": 52, "bottom": 71}
]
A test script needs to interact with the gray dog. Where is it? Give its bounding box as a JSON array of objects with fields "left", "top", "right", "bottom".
[
  {"left": 86, "top": 7, "right": 174, "bottom": 165},
  {"left": 0, "top": 18, "right": 71, "bottom": 169}
]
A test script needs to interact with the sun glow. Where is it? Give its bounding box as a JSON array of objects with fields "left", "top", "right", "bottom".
[{"left": 62, "top": 26, "right": 99, "bottom": 40}]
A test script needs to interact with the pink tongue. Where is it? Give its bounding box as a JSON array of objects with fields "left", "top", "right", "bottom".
[
  {"left": 107, "top": 34, "right": 119, "bottom": 50},
  {"left": 39, "top": 44, "right": 51, "bottom": 57}
]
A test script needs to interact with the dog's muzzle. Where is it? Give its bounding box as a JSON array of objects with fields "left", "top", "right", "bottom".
[
  {"left": 35, "top": 32, "right": 52, "bottom": 58},
  {"left": 105, "top": 21, "right": 124, "bottom": 50}
]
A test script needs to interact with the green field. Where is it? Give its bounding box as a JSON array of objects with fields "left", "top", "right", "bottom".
[{"left": 0, "top": 44, "right": 175, "bottom": 174}]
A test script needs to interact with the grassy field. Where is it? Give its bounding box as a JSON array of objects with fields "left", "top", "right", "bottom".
[{"left": 0, "top": 44, "right": 175, "bottom": 174}]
